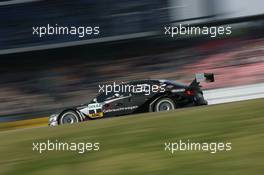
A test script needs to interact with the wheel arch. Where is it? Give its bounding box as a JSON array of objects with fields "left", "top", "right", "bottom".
[
  {"left": 148, "top": 94, "right": 176, "bottom": 112},
  {"left": 58, "top": 108, "right": 84, "bottom": 124}
]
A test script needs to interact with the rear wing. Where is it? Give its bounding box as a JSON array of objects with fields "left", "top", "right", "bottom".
[{"left": 189, "top": 73, "right": 214, "bottom": 87}]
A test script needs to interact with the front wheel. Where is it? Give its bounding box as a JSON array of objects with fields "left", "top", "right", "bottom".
[
  {"left": 154, "top": 98, "right": 176, "bottom": 112},
  {"left": 59, "top": 110, "right": 80, "bottom": 125}
]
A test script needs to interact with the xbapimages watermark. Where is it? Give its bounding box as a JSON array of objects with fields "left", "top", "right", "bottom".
[
  {"left": 164, "top": 24, "right": 232, "bottom": 38},
  {"left": 164, "top": 140, "right": 232, "bottom": 154},
  {"left": 32, "top": 24, "right": 100, "bottom": 38},
  {"left": 32, "top": 140, "right": 100, "bottom": 154},
  {"left": 98, "top": 82, "right": 166, "bottom": 95}
]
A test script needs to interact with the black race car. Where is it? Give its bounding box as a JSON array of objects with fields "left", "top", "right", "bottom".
[{"left": 49, "top": 73, "right": 214, "bottom": 126}]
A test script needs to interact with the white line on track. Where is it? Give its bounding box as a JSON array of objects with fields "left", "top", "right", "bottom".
[{"left": 204, "top": 83, "right": 264, "bottom": 105}]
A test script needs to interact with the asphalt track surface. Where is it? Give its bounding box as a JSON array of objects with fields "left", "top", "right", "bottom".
[{"left": 0, "top": 83, "right": 263, "bottom": 131}]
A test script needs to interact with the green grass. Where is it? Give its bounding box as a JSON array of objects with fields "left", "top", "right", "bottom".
[{"left": 0, "top": 99, "right": 263, "bottom": 175}]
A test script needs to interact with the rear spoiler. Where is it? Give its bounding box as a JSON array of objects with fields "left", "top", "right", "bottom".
[{"left": 189, "top": 73, "right": 214, "bottom": 87}]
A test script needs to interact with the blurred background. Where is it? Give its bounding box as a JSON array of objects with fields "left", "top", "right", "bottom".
[{"left": 0, "top": 0, "right": 263, "bottom": 120}]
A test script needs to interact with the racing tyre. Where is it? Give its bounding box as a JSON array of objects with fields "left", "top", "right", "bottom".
[
  {"left": 154, "top": 98, "right": 176, "bottom": 112},
  {"left": 59, "top": 110, "right": 80, "bottom": 125}
]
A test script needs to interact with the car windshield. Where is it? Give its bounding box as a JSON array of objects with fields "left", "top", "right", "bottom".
[
  {"left": 160, "top": 80, "right": 187, "bottom": 87},
  {"left": 95, "top": 91, "right": 123, "bottom": 103}
]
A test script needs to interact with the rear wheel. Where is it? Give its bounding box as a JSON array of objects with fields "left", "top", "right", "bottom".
[
  {"left": 154, "top": 98, "right": 176, "bottom": 112},
  {"left": 59, "top": 110, "right": 80, "bottom": 125}
]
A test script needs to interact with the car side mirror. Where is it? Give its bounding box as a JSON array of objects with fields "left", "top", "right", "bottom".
[{"left": 114, "top": 93, "right": 120, "bottom": 98}]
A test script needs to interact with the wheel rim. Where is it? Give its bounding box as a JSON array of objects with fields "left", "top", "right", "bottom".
[
  {"left": 156, "top": 100, "right": 175, "bottom": 112},
  {"left": 60, "top": 112, "right": 78, "bottom": 124}
]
